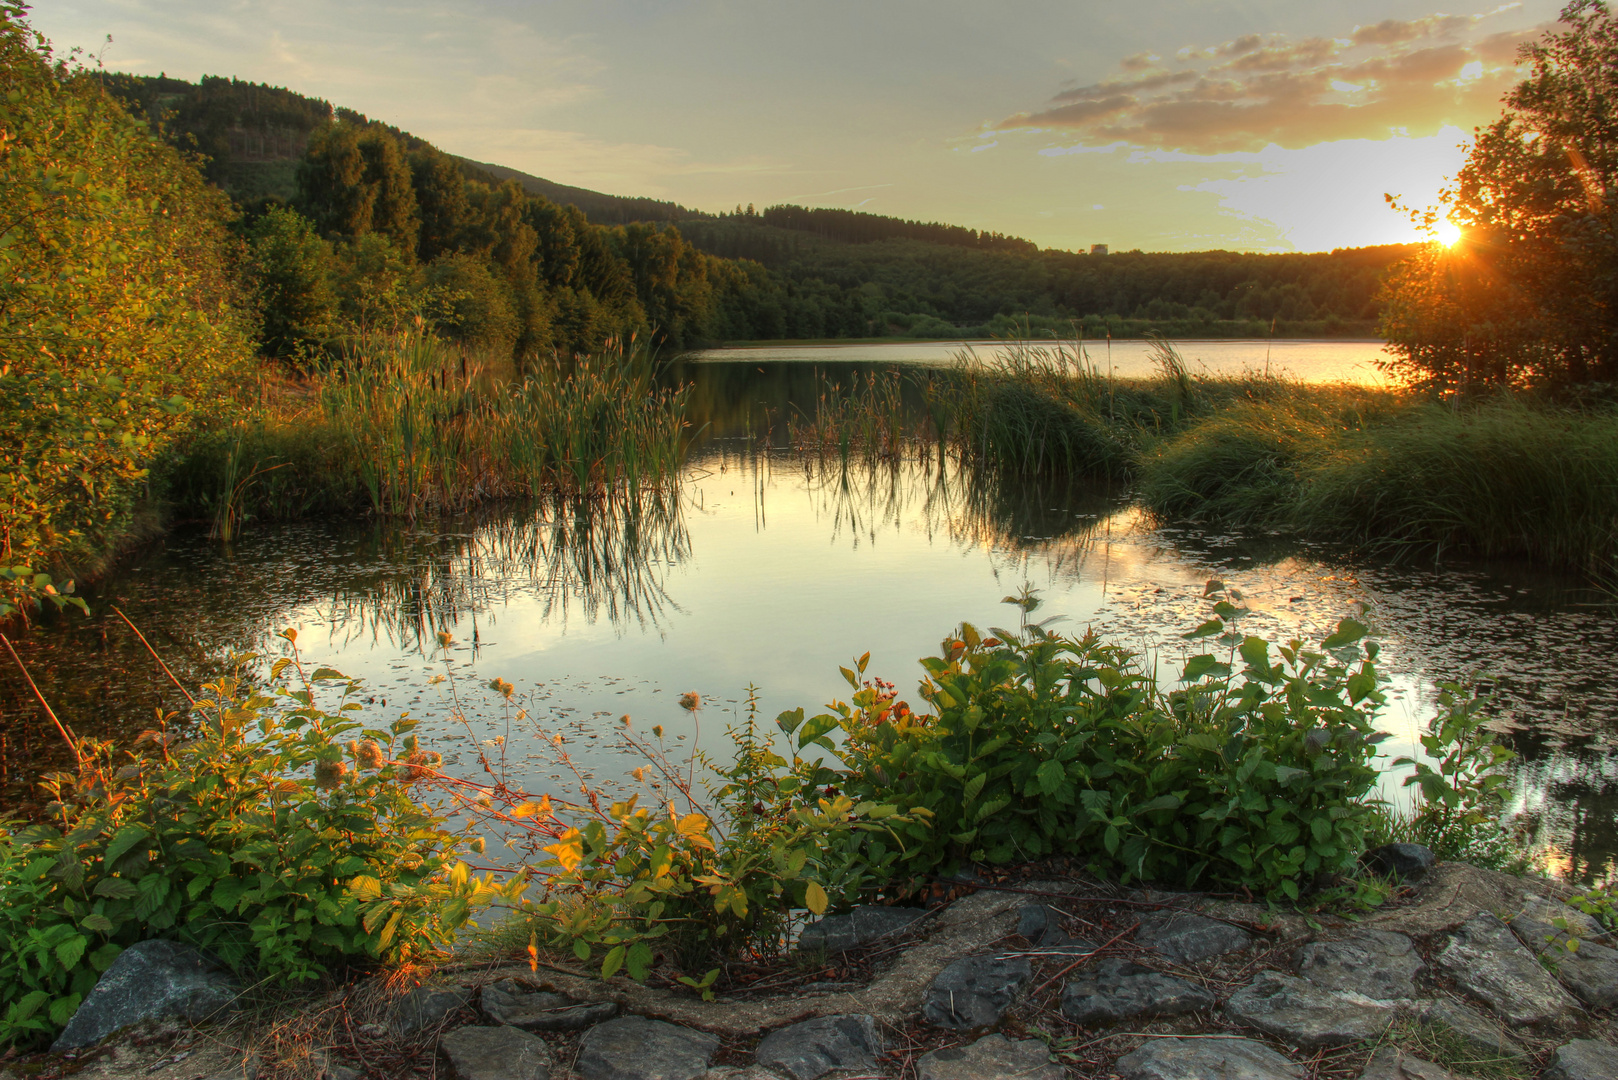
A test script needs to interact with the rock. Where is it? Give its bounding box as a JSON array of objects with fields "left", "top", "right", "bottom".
[
  {"left": 700, "top": 1070, "right": 780, "bottom": 1080},
  {"left": 390, "top": 986, "right": 471, "bottom": 1036},
  {"left": 1433, "top": 912, "right": 1577, "bottom": 1026},
  {"left": 922, "top": 954, "right": 1033, "bottom": 1031},
  {"left": 313, "top": 1051, "right": 362, "bottom": 1080},
  {"left": 754, "top": 1014, "right": 883, "bottom": 1080},
  {"left": 1224, "top": 970, "right": 1393, "bottom": 1048},
  {"left": 1017, "top": 904, "right": 1076, "bottom": 948},
  {"left": 1415, "top": 998, "right": 1527, "bottom": 1059},
  {"left": 1061, "top": 959, "right": 1215, "bottom": 1025},
  {"left": 1114, "top": 1036, "right": 1303, "bottom": 1080},
  {"left": 1508, "top": 897, "right": 1618, "bottom": 1008},
  {"left": 439, "top": 1025, "right": 552, "bottom": 1080},
  {"left": 1295, "top": 930, "right": 1423, "bottom": 1000},
  {"left": 576, "top": 1016, "right": 720, "bottom": 1080},
  {"left": 1136, "top": 911, "right": 1252, "bottom": 965},
  {"left": 916, "top": 1033, "right": 1063, "bottom": 1080},
  {"left": 481, "top": 980, "right": 618, "bottom": 1031},
  {"left": 1543, "top": 1039, "right": 1618, "bottom": 1080},
  {"left": 797, "top": 905, "right": 926, "bottom": 953},
  {"left": 1360, "top": 844, "right": 1438, "bottom": 885},
  {"left": 51, "top": 940, "right": 241, "bottom": 1051},
  {"left": 1359, "top": 1047, "right": 1454, "bottom": 1080}
]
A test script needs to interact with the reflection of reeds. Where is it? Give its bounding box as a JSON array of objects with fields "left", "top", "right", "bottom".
[
  {"left": 785, "top": 368, "right": 926, "bottom": 464},
  {"left": 320, "top": 487, "right": 691, "bottom": 649}
]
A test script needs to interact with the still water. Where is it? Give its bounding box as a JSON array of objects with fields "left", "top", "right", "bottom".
[{"left": 2, "top": 344, "right": 1612, "bottom": 882}]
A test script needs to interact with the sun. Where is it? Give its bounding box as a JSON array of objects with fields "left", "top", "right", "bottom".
[{"left": 1434, "top": 218, "right": 1463, "bottom": 247}]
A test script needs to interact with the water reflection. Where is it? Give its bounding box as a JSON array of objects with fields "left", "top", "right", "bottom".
[{"left": 2, "top": 361, "right": 1614, "bottom": 883}]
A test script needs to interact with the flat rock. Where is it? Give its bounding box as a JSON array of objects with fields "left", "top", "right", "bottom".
[
  {"left": 753, "top": 1014, "right": 883, "bottom": 1080},
  {"left": 797, "top": 905, "right": 926, "bottom": 953},
  {"left": 916, "top": 1034, "right": 1062, "bottom": 1080},
  {"left": 1360, "top": 844, "right": 1438, "bottom": 885},
  {"left": 577, "top": 1016, "right": 720, "bottom": 1080},
  {"left": 391, "top": 986, "right": 471, "bottom": 1036},
  {"left": 1359, "top": 1048, "right": 1453, "bottom": 1080},
  {"left": 1136, "top": 911, "right": 1252, "bottom": 965},
  {"left": 1295, "top": 930, "right": 1423, "bottom": 1000},
  {"left": 1061, "top": 959, "right": 1214, "bottom": 1025},
  {"left": 1224, "top": 970, "right": 1393, "bottom": 1048},
  {"left": 1433, "top": 912, "right": 1577, "bottom": 1026},
  {"left": 439, "top": 1025, "right": 552, "bottom": 1080},
  {"left": 1017, "top": 904, "right": 1077, "bottom": 948},
  {"left": 52, "top": 940, "right": 241, "bottom": 1051},
  {"left": 1543, "top": 1039, "right": 1618, "bottom": 1080},
  {"left": 1415, "top": 998, "right": 1527, "bottom": 1059},
  {"left": 1508, "top": 897, "right": 1618, "bottom": 1008},
  {"left": 482, "top": 980, "right": 618, "bottom": 1031},
  {"left": 922, "top": 954, "right": 1033, "bottom": 1031},
  {"left": 1114, "top": 1036, "right": 1303, "bottom": 1080}
]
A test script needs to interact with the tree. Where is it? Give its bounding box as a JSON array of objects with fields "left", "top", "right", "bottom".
[
  {"left": 296, "top": 121, "right": 419, "bottom": 255},
  {"left": 1381, "top": 0, "right": 1618, "bottom": 390},
  {"left": 246, "top": 207, "right": 337, "bottom": 358}
]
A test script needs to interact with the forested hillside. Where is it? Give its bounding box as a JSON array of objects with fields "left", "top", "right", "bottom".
[{"left": 103, "top": 73, "right": 1411, "bottom": 351}]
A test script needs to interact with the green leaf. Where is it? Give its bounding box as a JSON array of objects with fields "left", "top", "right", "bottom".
[
  {"left": 1035, "top": 759, "right": 1065, "bottom": 796},
  {"left": 80, "top": 914, "right": 115, "bottom": 934},
  {"left": 93, "top": 877, "right": 139, "bottom": 899},
  {"left": 103, "top": 825, "right": 150, "bottom": 864},
  {"left": 775, "top": 707, "right": 804, "bottom": 735},
  {"left": 1182, "top": 654, "right": 1231, "bottom": 681},
  {"left": 600, "top": 945, "right": 626, "bottom": 979},
  {"left": 573, "top": 938, "right": 592, "bottom": 962},
  {"left": 55, "top": 935, "right": 88, "bottom": 969},
  {"left": 1322, "top": 619, "right": 1369, "bottom": 649},
  {"left": 626, "top": 942, "right": 654, "bottom": 981},
  {"left": 962, "top": 773, "right": 986, "bottom": 803},
  {"left": 1184, "top": 618, "right": 1225, "bottom": 639}
]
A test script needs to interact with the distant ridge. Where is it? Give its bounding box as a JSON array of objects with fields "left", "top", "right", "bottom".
[{"left": 458, "top": 159, "right": 707, "bottom": 227}]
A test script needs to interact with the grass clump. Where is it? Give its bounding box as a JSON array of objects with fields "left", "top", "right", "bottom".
[{"left": 1369, "top": 1017, "right": 1529, "bottom": 1080}]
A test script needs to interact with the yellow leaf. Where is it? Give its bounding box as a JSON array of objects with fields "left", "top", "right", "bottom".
[
  {"left": 805, "top": 881, "right": 828, "bottom": 916},
  {"left": 348, "top": 874, "right": 382, "bottom": 901}
]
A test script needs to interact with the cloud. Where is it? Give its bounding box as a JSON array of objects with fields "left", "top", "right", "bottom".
[{"left": 997, "top": 9, "right": 1547, "bottom": 154}]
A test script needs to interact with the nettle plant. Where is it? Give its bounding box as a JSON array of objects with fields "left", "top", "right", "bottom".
[
  {"left": 808, "top": 589, "right": 1393, "bottom": 899},
  {"left": 0, "top": 630, "right": 511, "bottom": 1047}
]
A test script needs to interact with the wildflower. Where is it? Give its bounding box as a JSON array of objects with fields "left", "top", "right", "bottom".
[
  {"left": 489, "top": 677, "right": 515, "bottom": 699},
  {"left": 354, "top": 739, "right": 385, "bottom": 770},
  {"left": 679, "top": 691, "right": 701, "bottom": 712},
  {"left": 314, "top": 758, "right": 349, "bottom": 790},
  {"left": 652, "top": 724, "right": 664, "bottom": 739},
  {"left": 469, "top": 836, "right": 487, "bottom": 854},
  {"left": 437, "top": 631, "right": 454, "bottom": 648}
]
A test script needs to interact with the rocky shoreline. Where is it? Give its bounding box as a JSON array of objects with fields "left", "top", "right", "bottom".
[{"left": 22, "top": 853, "right": 1618, "bottom": 1080}]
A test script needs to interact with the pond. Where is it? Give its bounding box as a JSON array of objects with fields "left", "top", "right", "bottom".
[{"left": 2, "top": 343, "right": 1613, "bottom": 884}]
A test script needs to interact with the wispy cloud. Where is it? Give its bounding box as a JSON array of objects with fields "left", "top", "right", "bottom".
[{"left": 998, "top": 9, "right": 1546, "bottom": 153}]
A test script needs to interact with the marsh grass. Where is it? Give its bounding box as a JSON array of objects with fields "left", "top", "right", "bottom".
[
  {"left": 1367, "top": 1016, "right": 1531, "bottom": 1080},
  {"left": 168, "top": 332, "right": 691, "bottom": 532}
]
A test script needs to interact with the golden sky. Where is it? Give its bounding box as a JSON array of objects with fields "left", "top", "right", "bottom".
[{"left": 35, "top": 1, "right": 1564, "bottom": 252}]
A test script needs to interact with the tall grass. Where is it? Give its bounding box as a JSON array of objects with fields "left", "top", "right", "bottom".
[{"left": 320, "top": 332, "right": 688, "bottom": 516}]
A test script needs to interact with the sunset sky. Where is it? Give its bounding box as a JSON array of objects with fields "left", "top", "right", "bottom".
[{"left": 34, "top": 1, "right": 1564, "bottom": 253}]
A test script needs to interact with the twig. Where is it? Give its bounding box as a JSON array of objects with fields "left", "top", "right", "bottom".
[
  {"left": 0, "top": 631, "right": 83, "bottom": 763},
  {"left": 112, "top": 606, "right": 197, "bottom": 708},
  {"left": 1029, "top": 922, "right": 1136, "bottom": 998}
]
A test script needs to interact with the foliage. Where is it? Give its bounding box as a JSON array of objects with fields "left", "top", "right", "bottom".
[
  {"left": 1391, "top": 682, "right": 1520, "bottom": 869},
  {"left": 0, "top": 632, "right": 509, "bottom": 1048},
  {"left": 0, "top": 5, "right": 253, "bottom": 612},
  {"left": 1380, "top": 1, "right": 1618, "bottom": 390},
  {"left": 246, "top": 206, "right": 338, "bottom": 359}
]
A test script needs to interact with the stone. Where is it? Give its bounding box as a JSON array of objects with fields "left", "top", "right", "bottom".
[
  {"left": 922, "top": 954, "right": 1033, "bottom": 1031},
  {"left": 1543, "top": 1039, "right": 1618, "bottom": 1080},
  {"left": 1136, "top": 911, "right": 1252, "bottom": 965},
  {"left": 1508, "top": 897, "right": 1618, "bottom": 1008},
  {"left": 481, "top": 980, "right": 618, "bottom": 1031},
  {"left": 700, "top": 1071, "right": 780, "bottom": 1080},
  {"left": 797, "top": 905, "right": 926, "bottom": 953},
  {"left": 1295, "top": 930, "right": 1423, "bottom": 1000},
  {"left": 390, "top": 986, "right": 471, "bottom": 1036},
  {"left": 1358, "top": 1048, "right": 1454, "bottom": 1080},
  {"left": 1415, "top": 998, "right": 1528, "bottom": 1059},
  {"left": 1224, "top": 971, "right": 1393, "bottom": 1048},
  {"left": 51, "top": 940, "right": 241, "bottom": 1051},
  {"left": 753, "top": 1014, "right": 883, "bottom": 1080},
  {"left": 576, "top": 1016, "right": 720, "bottom": 1080},
  {"left": 1017, "top": 904, "right": 1075, "bottom": 948},
  {"left": 1113, "top": 1036, "right": 1304, "bottom": 1080},
  {"left": 1433, "top": 912, "right": 1577, "bottom": 1026},
  {"left": 1360, "top": 844, "right": 1438, "bottom": 885},
  {"left": 439, "top": 1025, "right": 552, "bottom": 1080},
  {"left": 1061, "top": 959, "right": 1215, "bottom": 1025},
  {"left": 916, "top": 1033, "right": 1063, "bottom": 1080}
]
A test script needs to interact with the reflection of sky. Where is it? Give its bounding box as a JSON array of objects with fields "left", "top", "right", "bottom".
[{"left": 254, "top": 446, "right": 1618, "bottom": 882}]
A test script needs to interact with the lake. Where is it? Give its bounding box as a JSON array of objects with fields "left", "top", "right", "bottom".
[{"left": 2, "top": 341, "right": 1612, "bottom": 883}]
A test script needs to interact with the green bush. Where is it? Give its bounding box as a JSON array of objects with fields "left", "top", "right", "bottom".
[
  {"left": 0, "top": 634, "right": 509, "bottom": 1048},
  {"left": 0, "top": 8, "right": 253, "bottom": 610}
]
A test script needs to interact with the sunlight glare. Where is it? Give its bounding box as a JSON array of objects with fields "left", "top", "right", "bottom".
[{"left": 1435, "top": 218, "right": 1463, "bottom": 247}]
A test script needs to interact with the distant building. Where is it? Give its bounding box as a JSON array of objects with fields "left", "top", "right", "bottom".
[{"left": 1090, "top": 244, "right": 1108, "bottom": 256}]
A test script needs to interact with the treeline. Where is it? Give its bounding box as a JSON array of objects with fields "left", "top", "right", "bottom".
[{"left": 734, "top": 203, "right": 1040, "bottom": 254}]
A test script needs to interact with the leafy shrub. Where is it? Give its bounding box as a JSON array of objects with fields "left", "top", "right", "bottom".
[
  {"left": 0, "top": 632, "right": 508, "bottom": 1048},
  {"left": 810, "top": 593, "right": 1389, "bottom": 899}
]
